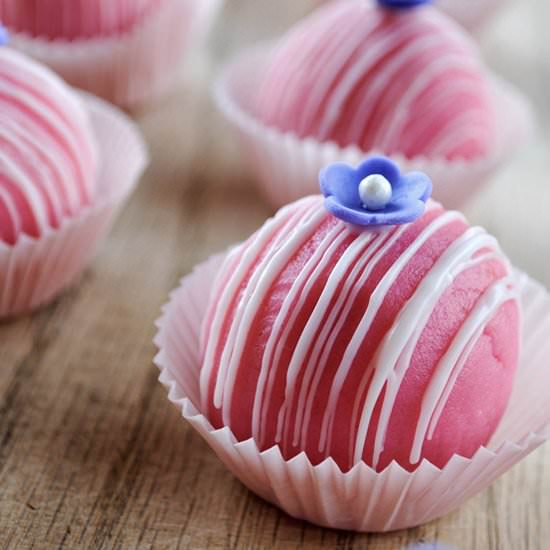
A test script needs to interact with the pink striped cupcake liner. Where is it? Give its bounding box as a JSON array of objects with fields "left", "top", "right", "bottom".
[
  {"left": 154, "top": 252, "right": 550, "bottom": 532},
  {"left": 213, "top": 45, "right": 533, "bottom": 210},
  {"left": 7, "top": 0, "right": 223, "bottom": 109},
  {"left": 0, "top": 93, "right": 148, "bottom": 318}
]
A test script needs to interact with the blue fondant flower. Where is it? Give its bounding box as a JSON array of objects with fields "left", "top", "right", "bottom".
[
  {"left": 319, "top": 156, "right": 432, "bottom": 228},
  {"left": 377, "top": 0, "right": 432, "bottom": 9},
  {"left": 0, "top": 26, "right": 8, "bottom": 47}
]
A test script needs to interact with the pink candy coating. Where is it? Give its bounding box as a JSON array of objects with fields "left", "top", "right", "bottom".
[
  {"left": 258, "top": 1, "right": 497, "bottom": 161},
  {"left": 0, "top": 48, "right": 98, "bottom": 245},
  {"left": 200, "top": 197, "right": 519, "bottom": 472},
  {"left": 0, "top": 0, "right": 162, "bottom": 40}
]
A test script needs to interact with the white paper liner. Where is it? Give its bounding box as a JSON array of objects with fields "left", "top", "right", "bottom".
[
  {"left": 213, "top": 45, "right": 533, "bottom": 210},
  {"left": 0, "top": 93, "right": 148, "bottom": 318},
  {"left": 154, "top": 252, "right": 550, "bottom": 532},
  {"left": 7, "top": 0, "right": 223, "bottom": 109}
]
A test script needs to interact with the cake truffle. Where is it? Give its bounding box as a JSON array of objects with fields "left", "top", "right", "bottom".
[
  {"left": 258, "top": 0, "right": 497, "bottom": 162},
  {"left": 0, "top": 47, "right": 97, "bottom": 245},
  {"left": 199, "top": 157, "right": 519, "bottom": 472},
  {"left": 0, "top": 0, "right": 161, "bottom": 40}
]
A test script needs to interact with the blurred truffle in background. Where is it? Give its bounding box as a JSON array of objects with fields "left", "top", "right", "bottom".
[
  {"left": 0, "top": 0, "right": 223, "bottom": 109},
  {"left": 214, "top": 0, "right": 532, "bottom": 209}
]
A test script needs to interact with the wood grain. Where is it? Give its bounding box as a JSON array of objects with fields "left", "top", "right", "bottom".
[{"left": 1, "top": 1, "right": 549, "bottom": 548}]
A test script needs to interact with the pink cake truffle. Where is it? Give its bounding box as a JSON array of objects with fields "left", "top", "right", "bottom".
[
  {"left": 257, "top": 0, "right": 497, "bottom": 162},
  {"left": 0, "top": 0, "right": 222, "bottom": 109},
  {"left": 199, "top": 161, "right": 519, "bottom": 473},
  {"left": 0, "top": 47, "right": 97, "bottom": 245},
  {"left": 0, "top": 0, "right": 161, "bottom": 40}
]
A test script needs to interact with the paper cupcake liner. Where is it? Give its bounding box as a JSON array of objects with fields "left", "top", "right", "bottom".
[
  {"left": 8, "top": 0, "right": 223, "bottom": 109},
  {"left": 0, "top": 93, "right": 148, "bottom": 318},
  {"left": 213, "top": 45, "right": 533, "bottom": 210},
  {"left": 154, "top": 252, "right": 550, "bottom": 533}
]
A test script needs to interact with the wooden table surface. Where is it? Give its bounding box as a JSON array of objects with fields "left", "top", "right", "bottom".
[{"left": 1, "top": 1, "right": 549, "bottom": 548}]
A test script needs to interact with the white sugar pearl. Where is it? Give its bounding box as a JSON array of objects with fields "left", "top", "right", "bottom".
[{"left": 359, "top": 174, "right": 392, "bottom": 211}]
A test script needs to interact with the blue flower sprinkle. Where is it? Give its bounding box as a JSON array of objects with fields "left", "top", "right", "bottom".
[
  {"left": 319, "top": 156, "right": 432, "bottom": 228},
  {"left": 377, "top": 0, "right": 433, "bottom": 9},
  {"left": 0, "top": 26, "right": 8, "bottom": 47}
]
